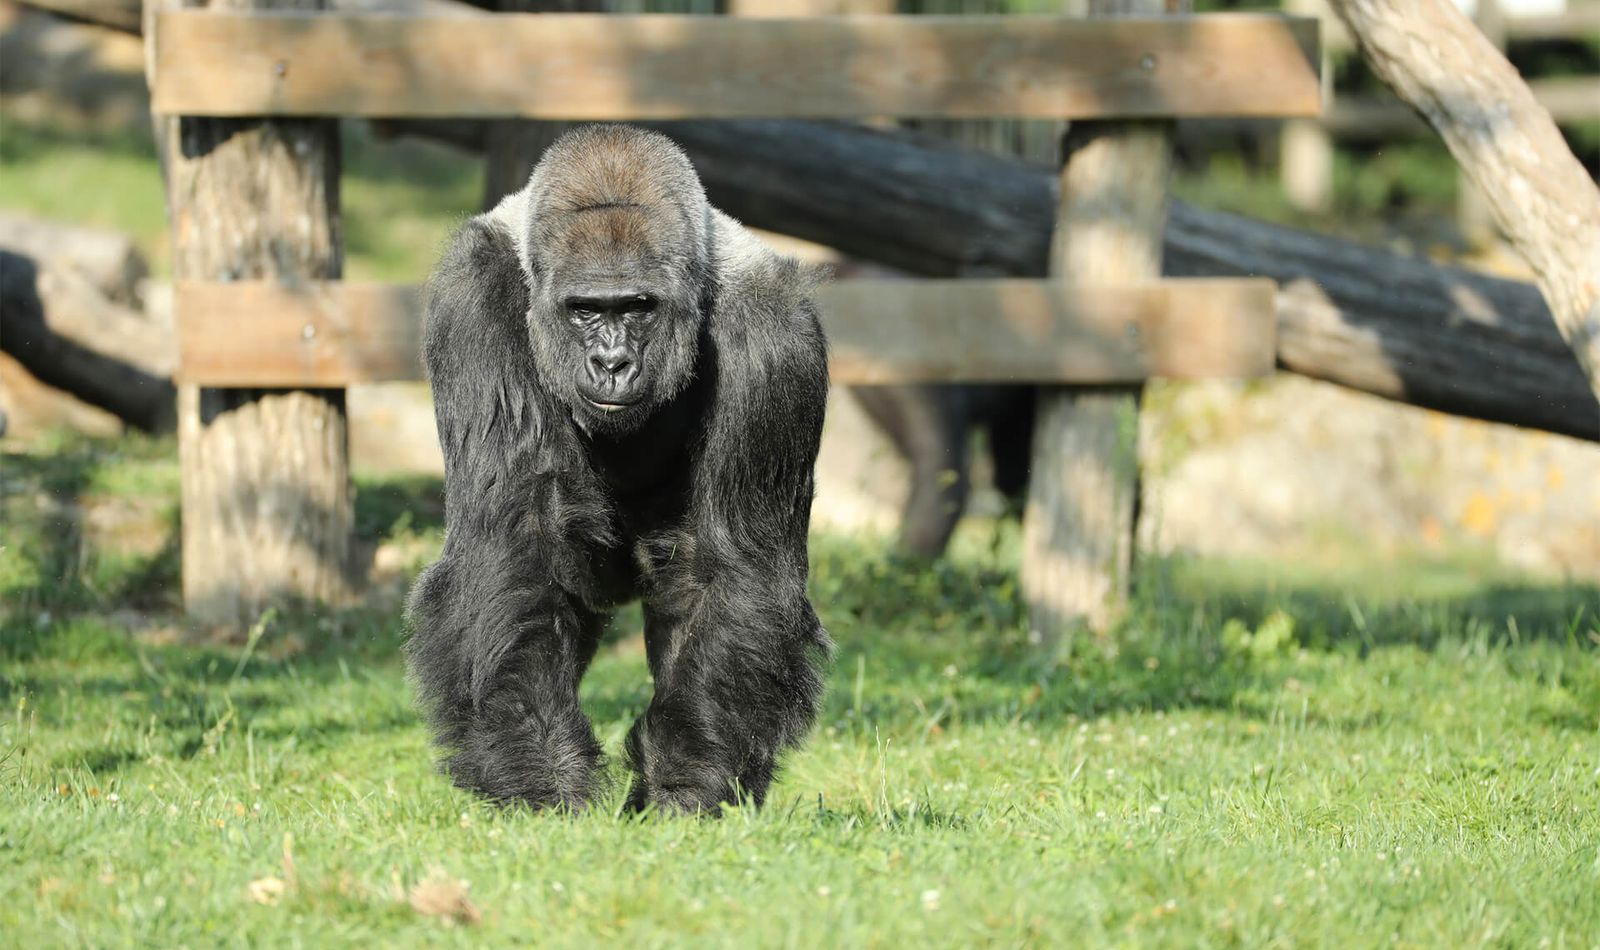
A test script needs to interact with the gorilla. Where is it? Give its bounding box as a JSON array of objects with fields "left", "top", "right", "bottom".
[
  {"left": 405, "top": 125, "right": 832, "bottom": 815},
  {"left": 851, "top": 384, "right": 1035, "bottom": 559}
]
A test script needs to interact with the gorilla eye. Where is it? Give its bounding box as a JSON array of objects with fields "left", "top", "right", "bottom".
[{"left": 623, "top": 295, "right": 657, "bottom": 315}]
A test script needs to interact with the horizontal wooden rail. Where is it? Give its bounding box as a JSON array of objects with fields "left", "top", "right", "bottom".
[
  {"left": 174, "top": 278, "right": 1276, "bottom": 386},
  {"left": 149, "top": 11, "right": 1321, "bottom": 120}
]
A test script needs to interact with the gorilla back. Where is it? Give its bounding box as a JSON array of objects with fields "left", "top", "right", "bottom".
[{"left": 406, "top": 125, "right": 831, "bottom": 814}]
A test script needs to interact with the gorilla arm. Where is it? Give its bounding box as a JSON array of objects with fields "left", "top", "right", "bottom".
[
  {"left": 405, "top": 214, "right": 611, "bottom": 809},
  {"left": 625, "top": 234, "right": 834, "bottom": 813}
]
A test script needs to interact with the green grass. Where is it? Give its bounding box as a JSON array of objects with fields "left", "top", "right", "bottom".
[{"left": 2, "top": 435, "right": 1597, "bottom": 947}]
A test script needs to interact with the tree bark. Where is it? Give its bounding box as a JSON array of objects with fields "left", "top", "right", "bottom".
[
  {"left": 1164, "top": 202, "right": 1598, "bottom": 442},
  {"left": 151, "top": 0, "right": 352, "bottom": 629},
  {"left": 1324, "top": 0, "right": 1600, "bottom": 403},
  {"left": 1022, "top": 0, "right": 1184, "bottom": 642}
]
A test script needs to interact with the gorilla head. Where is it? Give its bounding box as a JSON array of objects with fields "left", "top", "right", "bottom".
[{"left": 508, "top": 126, "right": 711, "bottom": 436}]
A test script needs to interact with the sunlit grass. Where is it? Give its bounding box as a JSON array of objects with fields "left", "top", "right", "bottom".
[{"left": 1, "top": 435, "right": 1596, "bottom": 947}]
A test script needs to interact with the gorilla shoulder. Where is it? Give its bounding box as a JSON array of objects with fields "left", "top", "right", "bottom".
[{"left": 706, "top": 209, "right": 827, "bottom": 359}]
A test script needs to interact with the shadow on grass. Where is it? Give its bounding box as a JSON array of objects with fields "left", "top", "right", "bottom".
[
  {"left": 805, "top": 536, "right": 1597, "bottom": 732},
  {"left": 4, "top": 439, "right": 1595, "bottom": 782}
]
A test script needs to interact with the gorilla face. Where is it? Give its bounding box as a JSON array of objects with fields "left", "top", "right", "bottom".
[
  {"left": 515, "top": 127, "right": 713, "bottom": 438},
  {"left": 565, "top": 287, "right": 666, "bottom": 411},
  {"left": 531, "top": 240, "right": 704, "bottom": 438}
]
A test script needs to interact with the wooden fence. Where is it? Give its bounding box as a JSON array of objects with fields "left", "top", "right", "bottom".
[{"left": 146, "top": 5, "right": 1322, "bottom": 631}]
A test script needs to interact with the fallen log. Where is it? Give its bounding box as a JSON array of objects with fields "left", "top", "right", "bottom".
[
  {"left": 647, "top": 120, "right": 1600, "bottom": 442},
  {"left": 14, "top": 0, "right": 490, "bottom": 33},
  {"left": 0, "top": 212, "right": 150, "bottom": 304},
  {"left": 0, "top": 250, "right": 176, "bottom": 433}
]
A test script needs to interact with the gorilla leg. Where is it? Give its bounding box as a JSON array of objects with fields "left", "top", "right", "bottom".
[
  {"left": 406, "top": 543, "right": 607, "bottom": 809},
  {"left": 976, "top": 385, "right": 1037, "bottom": 504},
  {"left": 625, "top": 572, "right": 828, "bottom": 813},
  {"left": 851, "top": 385, "right": 972, "bottom": 558}
]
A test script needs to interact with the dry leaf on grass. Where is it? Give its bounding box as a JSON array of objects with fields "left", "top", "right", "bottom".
[
  {"left": 408, "top": 869, "right": 481, "bottom": 927},
  {"left": 247, "top": 877, "right": 287, "bottom": 905}
]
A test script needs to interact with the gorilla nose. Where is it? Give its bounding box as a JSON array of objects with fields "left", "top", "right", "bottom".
[{"left": 588, "top": 347, "right": 634, "bottom": 382}]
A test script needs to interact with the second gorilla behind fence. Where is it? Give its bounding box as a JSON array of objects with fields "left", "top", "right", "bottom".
[{"left": 406, "top": 125, "right": 832, "bottom": 815}]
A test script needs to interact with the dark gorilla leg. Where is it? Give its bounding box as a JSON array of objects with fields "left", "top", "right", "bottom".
[
  {"left": 624, "top": 560, "right": 828, "bottom": 813},
  {"left": 975, "top": 385, "right": 1037, "bottom": 504},
  {"left": 850, "top": 385, "right": 972, "bottom": 559},
  {"left": 406, "top": 538, "right": 608, "bottom": 809}
]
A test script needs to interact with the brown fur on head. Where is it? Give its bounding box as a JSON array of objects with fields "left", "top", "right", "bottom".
[{"left": 524, "top": 125, "right": 709, "bottom": 288}]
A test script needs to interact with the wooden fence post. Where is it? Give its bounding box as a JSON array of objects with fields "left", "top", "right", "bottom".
[
  {"left": 147, "top": 0, "right": 351, "bottom": 628},
  {"left": 1021, "top": 0, "right": 1187, "bottom": 642},
  {"left": 1281, "top": 0, "right": 1333, "bottom": 212}
]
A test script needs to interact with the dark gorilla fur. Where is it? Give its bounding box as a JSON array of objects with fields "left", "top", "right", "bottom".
[
  {"left": 850, "top": 384, "right": 1035, "bottom": 559},
  {"left": 405, "top": 125, "right": 832, "bottom": 814}
]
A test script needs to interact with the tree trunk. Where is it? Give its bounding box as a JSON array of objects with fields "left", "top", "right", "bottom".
[
  {"left": 639, "top": 119, "right": 1596, "bottom": 441},
  {"left": 1324, "top": 0, "right": 1600, "bottom": 403},
  {"left": 151, "top": 0, "right": 352, "bottom": 629},
  {"left": 1022, "top": 0, "right": 1184, "bottom": 642}
]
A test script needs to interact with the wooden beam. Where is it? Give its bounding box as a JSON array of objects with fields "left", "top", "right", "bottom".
[
  {"left": 149, "top": 11, "right": 1322, "bottom": 119},
  {"left": 174, "top": 278, "right": 1276, "bottom": 387},
  {"left": 823, "top": 278, "right": 1274, "bottom": 383},
  {"left": 155, "top": 0, "right": 353, "bottom": 630},
  {"left": 176, "top": 282, "right": 425, "bottom": 386}
]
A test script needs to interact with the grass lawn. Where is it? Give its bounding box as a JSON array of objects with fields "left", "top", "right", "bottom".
[{"left": 1, "top": 435, "right": 1597, "bottom": 948}]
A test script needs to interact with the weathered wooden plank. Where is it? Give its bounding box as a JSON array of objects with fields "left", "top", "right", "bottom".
[
  {"left": 176, "top": 281, "right": 426, "bottom": 386},
  {"left": 149, "top": 11, "right": 1322, "bottom": 119},
  {"left": 823, "top": 278, "right": 1274, "bottom": 383},
  {"left": 174, "top": 277, "right": 1276, "bottom": 386}
]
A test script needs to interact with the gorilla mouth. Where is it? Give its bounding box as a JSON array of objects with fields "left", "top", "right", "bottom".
[{"left": 586, "top": 398, "right": 639, "bottom": 413}]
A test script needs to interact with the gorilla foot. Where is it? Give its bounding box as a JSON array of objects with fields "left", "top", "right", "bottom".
[{"left": 444, "top": 701, "right": 604, "bottom": 811}]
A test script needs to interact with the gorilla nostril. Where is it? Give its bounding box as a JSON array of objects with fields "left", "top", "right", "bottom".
[{"left": 590, "top": 352, "right": 631, "bottom": 378}]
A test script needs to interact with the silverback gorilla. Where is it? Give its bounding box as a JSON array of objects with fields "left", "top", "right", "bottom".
[{"left": 406, "top": 125, "right": 832, "bottom": 814}]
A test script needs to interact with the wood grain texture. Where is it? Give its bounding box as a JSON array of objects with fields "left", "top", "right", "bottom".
[
  {"left": 176, "top": 281, "right": 423, "bottom": 386},
  {"left": 1022, "top": 0, "right": 1184, "bottom": 641},
  {"left": 148, "top": 10, "right": 1322, "bottom": 119},
  {"left": 172, "top": 278, "right": 1275, "bottom": 386},
  {"left": 155, "top": 0, "right": 353, "bottom": 629},
  {"left": 1325, "top": 0, "right": 1600, "bottom": 404},
  {"left": 613, "top": 118, "right": 1593, "bottom": 441}
]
